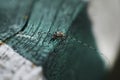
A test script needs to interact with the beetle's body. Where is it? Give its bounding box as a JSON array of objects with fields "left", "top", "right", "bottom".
[{"left": 51, "top": 32, "right": 65, "bottom": 41}]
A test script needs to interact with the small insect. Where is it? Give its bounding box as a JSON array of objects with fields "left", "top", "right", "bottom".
[{"left": 51, "top": 32, "right": 65, "bottom": 41}]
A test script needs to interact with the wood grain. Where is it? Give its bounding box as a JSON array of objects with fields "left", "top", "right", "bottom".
[
  {"left": 5, "top": 0, "right": 85, "bottom": 65},
  {"left": 0, "top": 0, "right": 34, "bottom": 40}
]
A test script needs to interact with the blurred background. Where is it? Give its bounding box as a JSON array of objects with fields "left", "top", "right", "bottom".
[{"left": 88, "top": 0, "right": 120, "bottom": 68}]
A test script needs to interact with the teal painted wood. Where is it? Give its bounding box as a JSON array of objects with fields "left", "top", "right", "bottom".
[
  {"left": 6, "top": 0, "right": 86, "bottom": 65},
  {"left": 0, "top": 0, "right": 34, "bottom": 40},
  {"left": 43, "top": 5, "right": 106, "bottom": 80},
  {"left": 0, "top": 0, "right": 106, "bottom": 80}
]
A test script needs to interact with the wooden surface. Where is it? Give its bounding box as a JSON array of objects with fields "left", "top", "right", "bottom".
[
  {"left": 0, "top": 0, "right": 107, "bottom": 80},
  {"left": 0, "top": 0, "right": 34, "bottom": 40},
  {"left": 43, "top": 5, "right": 106, "bottom": 80},
  {"left": 4, "top": 0, "right": 86, "bottom": 65}
]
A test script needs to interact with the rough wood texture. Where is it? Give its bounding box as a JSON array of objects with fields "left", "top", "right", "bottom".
[
  {"left": 43, "top": 5, "right": 106, "bottom": 80},
  {"left": 0, "top": 0, "right": 34, "bottom": 40},
  {"left": 5, "top": 0, "right": 86, "bottom": 65},
  {"left": 0, "top": 0, "right": 106, "bottom": 80}
]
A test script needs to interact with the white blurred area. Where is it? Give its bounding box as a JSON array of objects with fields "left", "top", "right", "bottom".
[
  {"left": 88, "top": 0, "right": 120, "bottom": 68},
  {"left": 0, "top": 44, "right": 44, "bottom": 80}
]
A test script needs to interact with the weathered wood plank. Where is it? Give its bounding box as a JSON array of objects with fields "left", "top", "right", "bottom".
[
  {"left": 43, "top": 5, "right": 106, "bottom": 80},
  {"left": 0, "top": 1, "right": 106, "bottom": 80},
  {"left": 0, "top": 0, "right": 34, "bottom": 40},
  {"left": 6, "top": 0, "right": 86, "bottom": 65}
]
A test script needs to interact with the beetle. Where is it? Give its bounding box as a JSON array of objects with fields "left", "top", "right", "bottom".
[{"left": 50, "top": 32, "right": 65, "bottom": 41}]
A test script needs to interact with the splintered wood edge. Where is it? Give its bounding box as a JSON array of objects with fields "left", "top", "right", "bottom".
[{"left": 0, "top": 40, "right": 5, "bottom": 46}]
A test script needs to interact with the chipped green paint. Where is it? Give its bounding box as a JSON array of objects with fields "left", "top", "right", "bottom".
[
  {"left": 5, "top": 0, "right": 86, "bottom": 65},
  {"left": 0, "top": 0, "right": 106, "bottom": 80},
  {"left": 43, "top": 5, "right": 106, "bottom": 80},
  {"left": 0, "top": 0, "right": 35, "bottom": 40}
]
